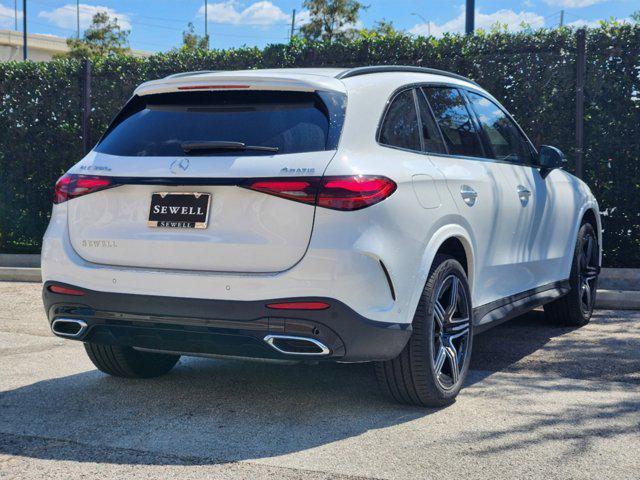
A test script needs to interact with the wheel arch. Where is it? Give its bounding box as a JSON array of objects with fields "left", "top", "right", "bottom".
[
  {"left": 436, "top": 237, "right": 472, "bottom": 280},
  {"left": 409, "top": 224, "right": 476, "bottom": 315},
  {"left": 577, "top": 202, "right": 602, "bottom": 267}
]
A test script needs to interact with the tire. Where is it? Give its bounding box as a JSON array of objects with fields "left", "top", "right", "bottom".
[
  {"left": 84, "top": 342, "right": 180, "bottom": 378},
  {"left": 375, "top": 254, "right": 473, "bottom": 407},
  {"left": 544, "top": 222, "right": 599, "bottom": 326}
]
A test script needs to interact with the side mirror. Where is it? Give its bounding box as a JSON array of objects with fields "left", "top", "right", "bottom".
[{"left": 538, "top": 145, "right": 567, "bottom": 178}]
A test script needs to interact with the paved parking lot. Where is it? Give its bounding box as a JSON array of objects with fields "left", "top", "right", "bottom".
[{"left": 1, "top": 281, "right": 639, "bottom": 479}]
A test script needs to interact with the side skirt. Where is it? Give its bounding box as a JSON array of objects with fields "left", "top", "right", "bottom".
[{"left": 472, "top": 280, "right": 570, "bottom": 335}]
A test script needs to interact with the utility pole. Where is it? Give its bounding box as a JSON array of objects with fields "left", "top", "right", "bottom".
[
  {"left": 574, "top": 29, "right": 586, "bottom": 179},
  {"left": 465, "top": 0, "right": 475, "bottom": 34},
  {"left": 559, "top": 10, "right": 565, "bottom": 27},
  {"left": 76, "top": 0, "right": 80, "bottom": 38},
  {"left": 411, "top": 12, "right": 431, "bottom": 36},
  {"left": 204, "top": 0, "right": 208, "bottom": 47},
  {"left": 290, "top": 9, "right": 296, "bottom": 41},
  {"left": 22, "top": 0, "right": 27, "bottom": 60}
]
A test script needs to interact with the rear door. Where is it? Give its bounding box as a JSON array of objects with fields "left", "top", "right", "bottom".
[
  {"left": 464, "top": 90, "right": 572, "bottom": 289},
  {"left": 67, "top": 89, "right": 345, "bottom": 273}
]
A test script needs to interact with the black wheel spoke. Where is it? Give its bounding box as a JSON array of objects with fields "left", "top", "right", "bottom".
[
  {"left": 434, "top": 344, "right": 446, "bottom": 376},
  {"left": 444, "top": 344, "right": 459, "bottom": 384},
  {"left": 433, "top": 300, "right": 446, "bottom": 329},
  {"left": 584, "top": 235, "right": 594, "bottom": 265},
  {"left": 446, "top": 277, "right": 459, "bottom": 321}
]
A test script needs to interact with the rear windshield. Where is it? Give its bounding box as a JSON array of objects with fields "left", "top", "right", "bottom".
[{"left": 95, "top": 90, "right": 346, "bottom": 157}]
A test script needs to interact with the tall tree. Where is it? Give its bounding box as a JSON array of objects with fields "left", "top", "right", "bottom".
[
  {"left": 181, "top": 22, "right": 209, "bottom": 51},
  {"left": 301, "top": 0, "right": 367, "bottom": 42},
  {"left": 65, "top": 12, "right": 130, "bottom": 59},
  {"left": 357, "top": 19, "right": 404, "bottom": 38}
]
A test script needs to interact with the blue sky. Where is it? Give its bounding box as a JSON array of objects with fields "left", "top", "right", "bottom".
[{"left": 0, "top": 0, "right": 637, "bottom": 52}]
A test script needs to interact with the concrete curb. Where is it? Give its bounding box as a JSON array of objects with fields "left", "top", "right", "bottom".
[
  {"left": 0, "top": 267, "right": 42, "bottom": 283},
  {"left": 595, "top": 289, "right": 640, "bottom": 310},
  {"left": 0, "top": 254, "right": 40, "bottom": 268},
  {"left": 599, "top": 268, "right": 640, "bottom": 291}
]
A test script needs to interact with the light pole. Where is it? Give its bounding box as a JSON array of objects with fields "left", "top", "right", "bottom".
[
  {"left": 22, "top": 0, "right": 27, "bottom": 60},
  {"left": 14, "top": 0, "right": 18, "bottom": 30},
  {"left": 204, "top": 0, "right": 209, "bottom": 47},
  {"left": 76, "top": 0, "right": 80, "bottom": 39},
  {"left": 465, "top": 0, "right": 475, "bottom": 34},
  {"left": 290, "top": 9, "right": 296, "bottom": 41},
  {"left": 411, "top": 12, "right": 430, "bottom": 36}
]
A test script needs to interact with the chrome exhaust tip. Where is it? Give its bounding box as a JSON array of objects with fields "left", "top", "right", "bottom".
[
  {"left": 51, "top": 318, "right": 88, "bottom": 338},
  {"left": 263, "top": 334, "right": 330, "bottom": 356}
]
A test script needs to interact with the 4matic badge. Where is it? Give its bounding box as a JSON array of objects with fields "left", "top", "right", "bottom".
[{"left": 280, "top": 167, "right": 316, "bottom": 175}]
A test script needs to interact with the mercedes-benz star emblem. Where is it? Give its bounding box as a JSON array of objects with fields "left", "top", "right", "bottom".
[{"left": 170, "top": 158, "right": 190, "bottom": 174}]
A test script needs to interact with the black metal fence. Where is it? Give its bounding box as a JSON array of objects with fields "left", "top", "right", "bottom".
[{"left": 0, "top": 26, "right": 638, "bottom": 266}]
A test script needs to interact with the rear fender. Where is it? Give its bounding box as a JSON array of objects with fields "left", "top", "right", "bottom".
[{"left": 406, "top": 223, "right": 476, "bottom": 322}]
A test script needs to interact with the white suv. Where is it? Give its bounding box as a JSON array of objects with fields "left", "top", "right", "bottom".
[{"left": 42, "top": 66, "right": 601, "bottom": 406}]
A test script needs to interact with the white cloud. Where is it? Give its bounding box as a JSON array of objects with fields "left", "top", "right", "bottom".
[
  {"left": 294, "top": 9, "right": 310, "bottom": 27},
  {"left": 0, "top": 3, "right": 21, "bottom": 29},
  {"left": 410, "top": 8, "right": 545, "bottom": 36},
  {"left": 568, "top": 17, "right": 632, "bottom": 27},
  {"left": 567, "top": 18, "right": 603, "bottom": 27},
  {"left": 543, "top": 0, "right": 608, "bottom": 7},
  {"left": 38, "top": 4, "right": 131, "bottom": 31},
  {"left": 199, "top": 1, "right": 289, "bottom": 26}
]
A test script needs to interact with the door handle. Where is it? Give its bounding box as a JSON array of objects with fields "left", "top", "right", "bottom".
[
  {"left": 517, "top": 185, "right": 531, "bottom": 206},
  {"left": 460, "top": 185, "right": 478, "bottom": 206}
]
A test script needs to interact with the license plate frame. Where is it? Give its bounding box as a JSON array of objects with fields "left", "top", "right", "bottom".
[{"left": 147, "top": 192, "right": 211, "bottom": 229}]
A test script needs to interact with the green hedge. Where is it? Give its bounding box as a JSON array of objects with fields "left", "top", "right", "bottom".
[{"left": 0, "top": 25, "right": 638, "bottom": 266}]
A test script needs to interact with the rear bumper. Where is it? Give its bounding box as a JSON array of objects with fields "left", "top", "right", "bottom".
[{"left": 43, "top": 282, "right": 411, "bottom": 362}]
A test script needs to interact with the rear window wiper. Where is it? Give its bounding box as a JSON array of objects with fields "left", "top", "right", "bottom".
[{"left": 181, "top": 141, "right": 279, "bottom": 154}]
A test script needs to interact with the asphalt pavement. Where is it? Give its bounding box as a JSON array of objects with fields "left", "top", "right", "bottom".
[{"left": 1, "top": 281, "right": 639, "bottom": 479}]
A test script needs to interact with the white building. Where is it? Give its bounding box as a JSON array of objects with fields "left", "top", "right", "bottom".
[{"left": 0, "top": 29, "right": 151, "bottom": 61}]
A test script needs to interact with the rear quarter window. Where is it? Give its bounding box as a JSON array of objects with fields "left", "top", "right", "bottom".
[{"left": 95, "top": 90, "right": 346, "bottom": 157}]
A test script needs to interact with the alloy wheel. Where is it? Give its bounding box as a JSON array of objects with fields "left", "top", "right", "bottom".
[
  {"left": 579, "top": 233, "right": 598, "bottom": 315},
  {"left": 432, "top": 275, "right": 471, "bottom": 390}
]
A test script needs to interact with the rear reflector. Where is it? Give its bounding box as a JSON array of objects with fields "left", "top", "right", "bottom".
[
  {"left": 54, "top": 174, "right": 116, "bottom": 204},
  {"left": 243, "top": 175, "right": 396, "bottom": 211},
  {"left": 48, "top": 285, "right": 85, "bottom": 296},
  {"left": 266, "top": 302, "right": 330, "bottom": 310}
]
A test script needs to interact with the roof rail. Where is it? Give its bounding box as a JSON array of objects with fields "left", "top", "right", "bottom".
[
  {"left": 164, "top": 70, "right": 220, "bottom": 79},
  {"left": 335, "top": 66, "right": 478, "bottom": 86}
]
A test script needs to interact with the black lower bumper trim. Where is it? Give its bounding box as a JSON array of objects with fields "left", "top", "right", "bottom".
[{"left": 43, "top": 282, "right": 411, "bottom": 362}]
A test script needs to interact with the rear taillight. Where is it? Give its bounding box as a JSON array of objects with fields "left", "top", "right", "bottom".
[
  {"left": 247, "top": 180, "right": 318, "bottom": 205},
  {"left": 54, "top": 174, "right": 115, "bottom": 204},
  {"left": 242, "top": 175, "right": 396, "bottom": 211}
]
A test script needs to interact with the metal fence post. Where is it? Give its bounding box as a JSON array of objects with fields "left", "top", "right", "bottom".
[
  {"left": 575, "top": 29, "right": 586, "bottom": 179},
  {"left": 81, "top": 59, "right": 92, "bottom": 154}
]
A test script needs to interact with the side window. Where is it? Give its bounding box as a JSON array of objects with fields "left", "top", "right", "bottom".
[
  {"left": 379, "top": 89, "right": 421, "bottom": 151},
  {"left": 466, "top": 91, "right": 533, "bottom": 164},
  {"left": 422, "top": 87, "right": 484, "bottom": 158},
  {"left": 416, "top": 89, "right": 446, "bottom": 154}
]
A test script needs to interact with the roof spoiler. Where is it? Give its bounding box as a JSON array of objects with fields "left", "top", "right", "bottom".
[{"left": 134, "top": 72, "right": 347, "bottom": 97}]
